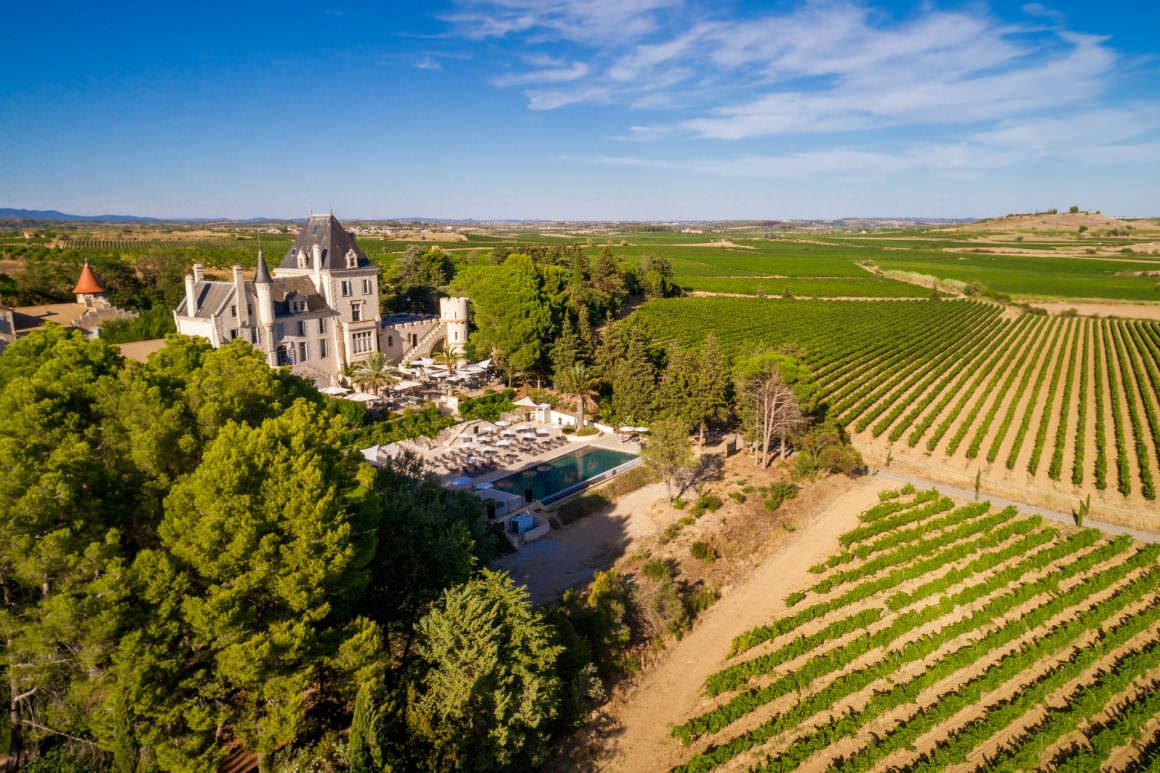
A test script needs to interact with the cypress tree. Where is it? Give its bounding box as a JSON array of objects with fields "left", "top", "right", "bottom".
[{"left": 348, "top": 682, "right": 382, "bottom": 773}]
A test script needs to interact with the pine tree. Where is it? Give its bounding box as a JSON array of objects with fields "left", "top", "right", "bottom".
[
  {"left": 550, "top": 314, "right": 582, "bottom": 386},
  {"left": 641, "top": 417, "right": 696, "bottom": 500},
  {"left": 409, "top": 570, "right": 562, "bottom": 772},
  {"left": 596, "top": 324, "right": 659, "bottom": 423}
]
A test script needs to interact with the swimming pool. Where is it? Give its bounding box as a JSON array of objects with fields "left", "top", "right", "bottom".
[{"left": 490, "top": 446, "right": 638, "bottom": 505}]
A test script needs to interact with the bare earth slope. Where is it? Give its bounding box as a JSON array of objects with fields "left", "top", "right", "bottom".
[{"left": 578, "top": 476, "right": 884, "bottom": 772}]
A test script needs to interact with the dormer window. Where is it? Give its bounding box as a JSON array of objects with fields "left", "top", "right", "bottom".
[
  {"left": 346, "top": 249, "right": 357, "bottom": 269},
  {"left": 296, "top": 249, "right": 307, "bottom": 269}
]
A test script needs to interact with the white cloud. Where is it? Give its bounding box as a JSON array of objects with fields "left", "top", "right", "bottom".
[
  {"left": 448, "top": 1, "right": 1121, "bottom": 141},
  {"left": 493, "top": 61, "right": 589, "bottom": 86},
  {"left": 596, "top": 102, "right": 1160, "bottom": 180},
  {"left": 445, "top": 1, "right": 1159, "bottom": 185},
  {"left": 445, "top": 0, "right": 679, "bottom": 44},
  {"left": 415, "top": 55, "right": 444, "bottom": 71}
]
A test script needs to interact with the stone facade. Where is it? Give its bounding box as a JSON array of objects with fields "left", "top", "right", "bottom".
[{"left": 174, "top": 212, "right": 469, "bottom": 384}]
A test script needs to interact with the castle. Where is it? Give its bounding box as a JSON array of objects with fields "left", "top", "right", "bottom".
[{"left": 174, "top": 213, "right": 468, "bottom": 385}]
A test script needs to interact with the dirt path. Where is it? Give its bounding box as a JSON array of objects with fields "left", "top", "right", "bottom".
[
  {"left": 590, "top": 477, "right": 885, "bottom": 772},
  {"left": 493, "top": 482, "right": 670, "bottom": 605}
]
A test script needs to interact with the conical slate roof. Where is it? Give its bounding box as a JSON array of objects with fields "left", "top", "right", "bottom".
[
  {"left": 72, "top": 261, "right": 105, "bottom": 294},
  {"left": 255, "top": 249, "right": 272, "bottom": 284}
]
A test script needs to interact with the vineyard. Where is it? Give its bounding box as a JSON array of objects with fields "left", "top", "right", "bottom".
[
  {"left": 667, "top": 487, "right": 1160, "bottom": 772},
  {"left": 635, "top": 297, "right": 1160, "bottom": 526},
  {"left": 58, "top": 238, "right": 203, "bottom": 249}
]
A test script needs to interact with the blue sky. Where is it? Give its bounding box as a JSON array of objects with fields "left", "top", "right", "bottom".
[{"left": 1, "top": 1, "right": 1158, "bottom": 219}]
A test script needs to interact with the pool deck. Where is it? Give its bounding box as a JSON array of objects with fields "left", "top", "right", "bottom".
[{"left": 441, "top": 431, "right": 642, "bottom": 490}]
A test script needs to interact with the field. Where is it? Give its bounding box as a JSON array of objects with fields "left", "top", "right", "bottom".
[
  {"left": 7, "top": 212, "right": 1160, "bottom": 301},
  {"left": 635, "top": 297, "right": 1160, "bottom": 527},
  {"left": 667, "top": 487, "right": 1160, "bottom": 772}
]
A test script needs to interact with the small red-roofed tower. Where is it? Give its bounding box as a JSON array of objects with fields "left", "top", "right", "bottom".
[{"left": 73, "top": 261, "right": 107, "bottom": 307}]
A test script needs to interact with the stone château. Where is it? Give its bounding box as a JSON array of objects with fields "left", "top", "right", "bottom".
[{"left": 174, "top": 212, "right": 468, "bottom": 384}]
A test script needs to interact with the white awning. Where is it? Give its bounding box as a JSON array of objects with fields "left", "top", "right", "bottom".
[
  {"left": 392, "top": 380, "right": 423, "bottom": 391},
  {"left": 345, "top": 392, "right": 379, "bottom": 403},
  {"left": 513, "top": 396, "right": 538, "bottom": 408},
  {"left": 320, "top": 385, "right": 350, "bottom": 396}
]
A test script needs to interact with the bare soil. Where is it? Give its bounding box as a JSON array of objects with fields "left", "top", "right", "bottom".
[
  {"left": 674, "top": 240, "right": 757, "bottom": 250},
  {"left": 962, "top": 212, "right": 1136, "bottom": 232},
  {"left": 553, "top": 475, "right": 885, "bottom": 772},
  {"left": 1030, "top": 300, "right": 1160, "bottom": 322}
]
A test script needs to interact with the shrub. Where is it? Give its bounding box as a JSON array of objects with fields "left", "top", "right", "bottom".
[
  {"left": 690, "top": 541, "right": 717, "bottom": 563},
  {"left": 657, "top": 523, "right": 682, "bottom": 544},
  {"left": 634, "top": 560, "right": 688, "bottom": 638},
  {"left": 458, "top": 389, "right": 516, "bottom": 421},
  {"left": 642, "top": 558, "right": 673, "bottom": 581},
  {"left": 685, "top": 585, "right": 719, "bottom": 616},
  {"left": 690, "top": 493, "right": 723, "bottom": 517},
  {"left": 764, "top": 482, "right": 799, "bottom": 512},
  {"left": 728, "top": 491, "right": 747, "bottom": 504}
]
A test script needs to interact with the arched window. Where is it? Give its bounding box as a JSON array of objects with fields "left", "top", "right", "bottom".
[
  {"left": 346, "top": 249, "right": 357, "bottom": 269},
  {"left": 296, "top": 249, "right": 307, "bottom": 268}
]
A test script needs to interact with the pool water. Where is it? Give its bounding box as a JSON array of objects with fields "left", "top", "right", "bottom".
[{"left": 491, "top": 446, "right": 637, "bottom": 504}]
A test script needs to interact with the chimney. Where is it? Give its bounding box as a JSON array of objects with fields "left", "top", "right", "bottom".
[
  {"left": 311, "top": 243, "right": 323, "bottom": 293},
  {"left": 192, "top": 264, "right": 204, "bottom": 283},
  {"left": 232, "top": 265, "right": 249, "bottom": 326},
  {"left": 184, "top": 274, "right": 197, "bottom": 316}
]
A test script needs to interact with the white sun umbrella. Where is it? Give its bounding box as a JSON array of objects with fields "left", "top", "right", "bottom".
[
  {"left": 495, "top": 419, "right": 511, "bottom": 427},
  {"left": 320, "top": 385, "right": 350, "bottom": 396},
  {"left": 391, "top": 379, "right": 423, "bottom": 392}
]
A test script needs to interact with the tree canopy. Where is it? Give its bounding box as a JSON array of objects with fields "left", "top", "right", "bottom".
[{"left": 0, "top": 327, "right": 541, "bottom": 772}]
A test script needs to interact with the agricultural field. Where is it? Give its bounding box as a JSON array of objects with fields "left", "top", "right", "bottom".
[
  {"left": 635, "top": 297, "right": 1160, "bottom": 527},
  {"left": 9, "top": 213, "right": 1160, "bottom": 301},
  {"left": 668, "top": 487, "right": 1160, "bottom": 772}
]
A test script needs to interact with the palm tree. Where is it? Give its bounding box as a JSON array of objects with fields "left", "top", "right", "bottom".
[
  {"left": 431, "top": 343, "right": 459, "bottom": 374},
  {"left": 352, "top": 351, "right": 401, "bottom": 395},
  {"left": 558, "top": 362, "right": 598, "bottom": 429}
]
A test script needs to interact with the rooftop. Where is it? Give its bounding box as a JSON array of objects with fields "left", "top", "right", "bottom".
[{"left": 279, "top": 213, "right": 370, "bottom": 272}]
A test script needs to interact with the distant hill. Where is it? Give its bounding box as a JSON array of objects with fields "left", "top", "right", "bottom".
[
  {"left": 0, "top": 208, "right": 162, "bottom": 223},
  {"left": 964, "top": 211, "right": 1132, "bottom": 232}
]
